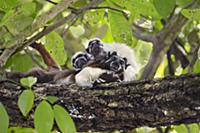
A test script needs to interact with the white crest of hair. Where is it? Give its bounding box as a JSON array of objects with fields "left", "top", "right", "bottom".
[
  {"left": 75, "top": 67, "right": 107, "bottom": 88},
  {"left": 124, "top": 66, "right": 136, "bottom": 81},
  {"left": 102, "top": 43, "right": 140, "bottom": 73}
]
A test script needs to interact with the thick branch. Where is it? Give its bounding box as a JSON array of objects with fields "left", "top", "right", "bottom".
[
  {"left": 140, "top": 0, "right": 200, "bottom": 79},
  {"left": 1, "top": 74, "right": 200, "bottom": 131}
]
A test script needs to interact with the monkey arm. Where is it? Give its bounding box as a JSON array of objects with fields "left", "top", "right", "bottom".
[{"left": 30, "top": 42, "right": 61, "bottom": 71}]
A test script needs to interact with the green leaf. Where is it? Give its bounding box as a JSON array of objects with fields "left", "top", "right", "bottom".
[
  {"left": 187, "top": 123, "right": 199, "bottom": 133},
  {"left": 44, "top": 32, "right": 67, "bottom": 65},
  {"left": 8, "top": 127, "right": 36, "bottom": 133},
  {"left": 176, "top": 0, "right": 193, "bottom": 7},
  {"left": 44, "top": 96, "right": 59, "bottom": 105},
  {"left": 18, "top": 90, "right": 34, "bottom": 117},
  {"left": 0, "top": 10, "right": 14, "bottom": 27},
  {"left": 69, "top": 25, "right": 85, "bottom": 38},
  {"left": 124, "top": 0, "right": 161, "bottom": 20},
  {"left": 34, "top": 101, "right": 54, "bottom": 133},
  {"left": 153, "top": 0, "right": 176, "bottom": 18},
  {"left": 108, "top": 11, "right": 132, "bottom": 45},
  {"left": 84, "top": 10, "right": 104, "bottom": 25},
  {"left": 134, "top": 40, "right": 152, "bottom": 66},
  {"left": 181, "top": 9, "right": 200, "bottom": 21},
  {"left": 0, "top": 102, "right": 9, "bottom": 133},
  {"left": 5, "top": 15, "right": 33, "bottom": 35},
  {"left": 10, "top": 53, "right": 33, "bottom": 72},
  {"left": 53, "top": 105, "right": 76, "bottom": 133},
  {"left": 0, "top": 2, "right": 35, "bottom": 35},
  {"left": 0, "top": 0, "right": 19, "bottom": 11},
  {"left": 73, "top": 0, "right": 87, "bottom": 8},
  {"left": 20, "top": 77, "right": 37, "bottom": 88},
  {"left": 173, "top": 124, "right": 188, "bottom": 133},
  {"left": 193, "top": 60, "right": 200, "bottom": 73},
  {"left": 20, "top": 2, "right": 36, "bottom": 16}
]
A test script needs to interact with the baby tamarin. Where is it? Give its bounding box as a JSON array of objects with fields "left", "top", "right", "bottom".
[
  {"left": 70, "top": 38, "right": 138, "bottom": 87},
  {"left": 6, "top": 38, "right": 138, "bottom": 88}
]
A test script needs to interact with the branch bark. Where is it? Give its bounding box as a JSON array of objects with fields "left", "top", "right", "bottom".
[
  {"left": 1, "top": 74, "right": 200, "bottom": 131},
  {"left": 140, "top": 0, "right": 200, "bottom": 79}
]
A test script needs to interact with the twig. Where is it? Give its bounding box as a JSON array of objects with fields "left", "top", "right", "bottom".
[
  {"left": 32, "top": 0, "right": 78, "bottom": 30},
  {"left": 132, "top": 23, "right": 156, "bottom": 43},
  {"left": 89, "top": 6, "right": 129, "bottom": 19},
  {"left": 25, "top": 0, "right": 103, "bottom": 46},
  {"left": 0, "top": 0, "right": 103, "bottom": 68},
  {"left": 45, "top": 0, "right": 129, "bottom": 19},
  {"left": 45, "top": 0, "right": 57, "bottom": 5}
]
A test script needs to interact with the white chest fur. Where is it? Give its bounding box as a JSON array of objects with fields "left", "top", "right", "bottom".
[{"left": 75, "top": 67, "right": 107, "bottom": 88}]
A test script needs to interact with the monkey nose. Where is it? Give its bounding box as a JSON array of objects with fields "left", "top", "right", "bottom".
[{"left": 77, "top": 60, "right": 87, "bottom": 68}]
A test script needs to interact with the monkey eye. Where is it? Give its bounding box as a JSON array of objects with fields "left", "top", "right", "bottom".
[
  {"left": 74, "top": 57, "right": 88, "bottom": 69},
  {"left": 119, "top": 60, "right": 125, "bottom": 65}
]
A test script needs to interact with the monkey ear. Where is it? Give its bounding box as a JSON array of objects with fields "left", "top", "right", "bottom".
[
  {"left": 125, "top": 64, "right": 130, "bottom": 69},
  {"left": 123, "top": 57, "right": 127, "bottom": 63},
  {"left": 105, "top": 52, "right": 110, "bottom": 60},
  {"left": 111, "top": 51, "right": 117, "bottom": 55},
  {"left": 108, "top": 51, "right": 111, "bottom": 56},
  {"left": 86, "top": 48, "right": 89, "bottom": 53}
]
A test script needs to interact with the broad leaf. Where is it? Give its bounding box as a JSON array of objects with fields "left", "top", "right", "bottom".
[
  {"left": 173, "top": 124, "right": 188, "bottom": 133},
  {"left": 20, "top": 77, "right": 37, "bottom": 88},
  {"left": 176, "top": 0, "right": 193, "bottom": 7},
  {"left": 8, "top": 127, "right": 36, "bottom": 133},
  {"left": 69, "top": 25, "right": 85, "bottom": 38},
  {"left": 10, "top": 53, "right": 33, "bottom": 72},
  {"left": 125, "top": 0, "right": 160, "bottom": 20},
  {"left": 182, "top": 9, "right": 200, "bottom": 21},
  {"left": 44, "top": 96, "right": 59, "bottom": 105},
  {"left": 0, "top": 2, "right": 36, "bottom": 35},
  {"left": 109, "top": 11, "right": 132, "bottom": 45},
  {"left": 53, "top": 105, "right": 76, "bottom": 133},
  {"left": 18, "top": 90, "right": 34, "bottom": 117},
  {"left": 34, "top": 101, "right": 54, "bottom": 133},
  {"left": 153, "top": 0, "right": 176, "bottom": 19},
  {"left": 0, "top": 102, "right": 9, "bottom": 133},
  {"left": 44, "top": 32, "right": 67, "bottom": 65},
  {"left": 83, "top": 9, "right": 104, "bottom": 25},
  {"left": 0, "top": 0, "right": 19, "bottom": 11},
  {"left": 193, "top": 60, "right": 200, "bottom": 73},
  {"left": 187, "top": 123, "right": 199, "bottom": 133},
  {"left": 20, "top": 2, "right": 36, "bottom": 16}
]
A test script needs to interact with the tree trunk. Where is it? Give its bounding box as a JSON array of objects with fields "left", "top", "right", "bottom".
[{"left": 1, "top": 74, "right": 200, "bottom": 131}]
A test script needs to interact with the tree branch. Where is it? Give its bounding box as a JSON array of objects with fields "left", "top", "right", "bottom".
[
  {"left": 0, "top": 0, "right": 103, "bottom": 68},
  {"left": 1, "top": 74, "right": 200, "bottom": 131},
  {"left": 32, "top": 0, "right": 78, "bottom": 30},
  {"left": 140, "top": 0, "right": 200, "bottom": 79},
  {"left": 132, "top": 23, "right": 156, "bottom": 43}
]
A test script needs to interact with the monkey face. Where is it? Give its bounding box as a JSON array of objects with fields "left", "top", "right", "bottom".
[
  {"left": 71, "top": 52, "right": 90, "bottom": 70},
  {"left": 86, "top": 39, "right": 104, "bottom": 57},
  {"left": 105, "top": 52, "right": 128, "bottom": 73}
]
